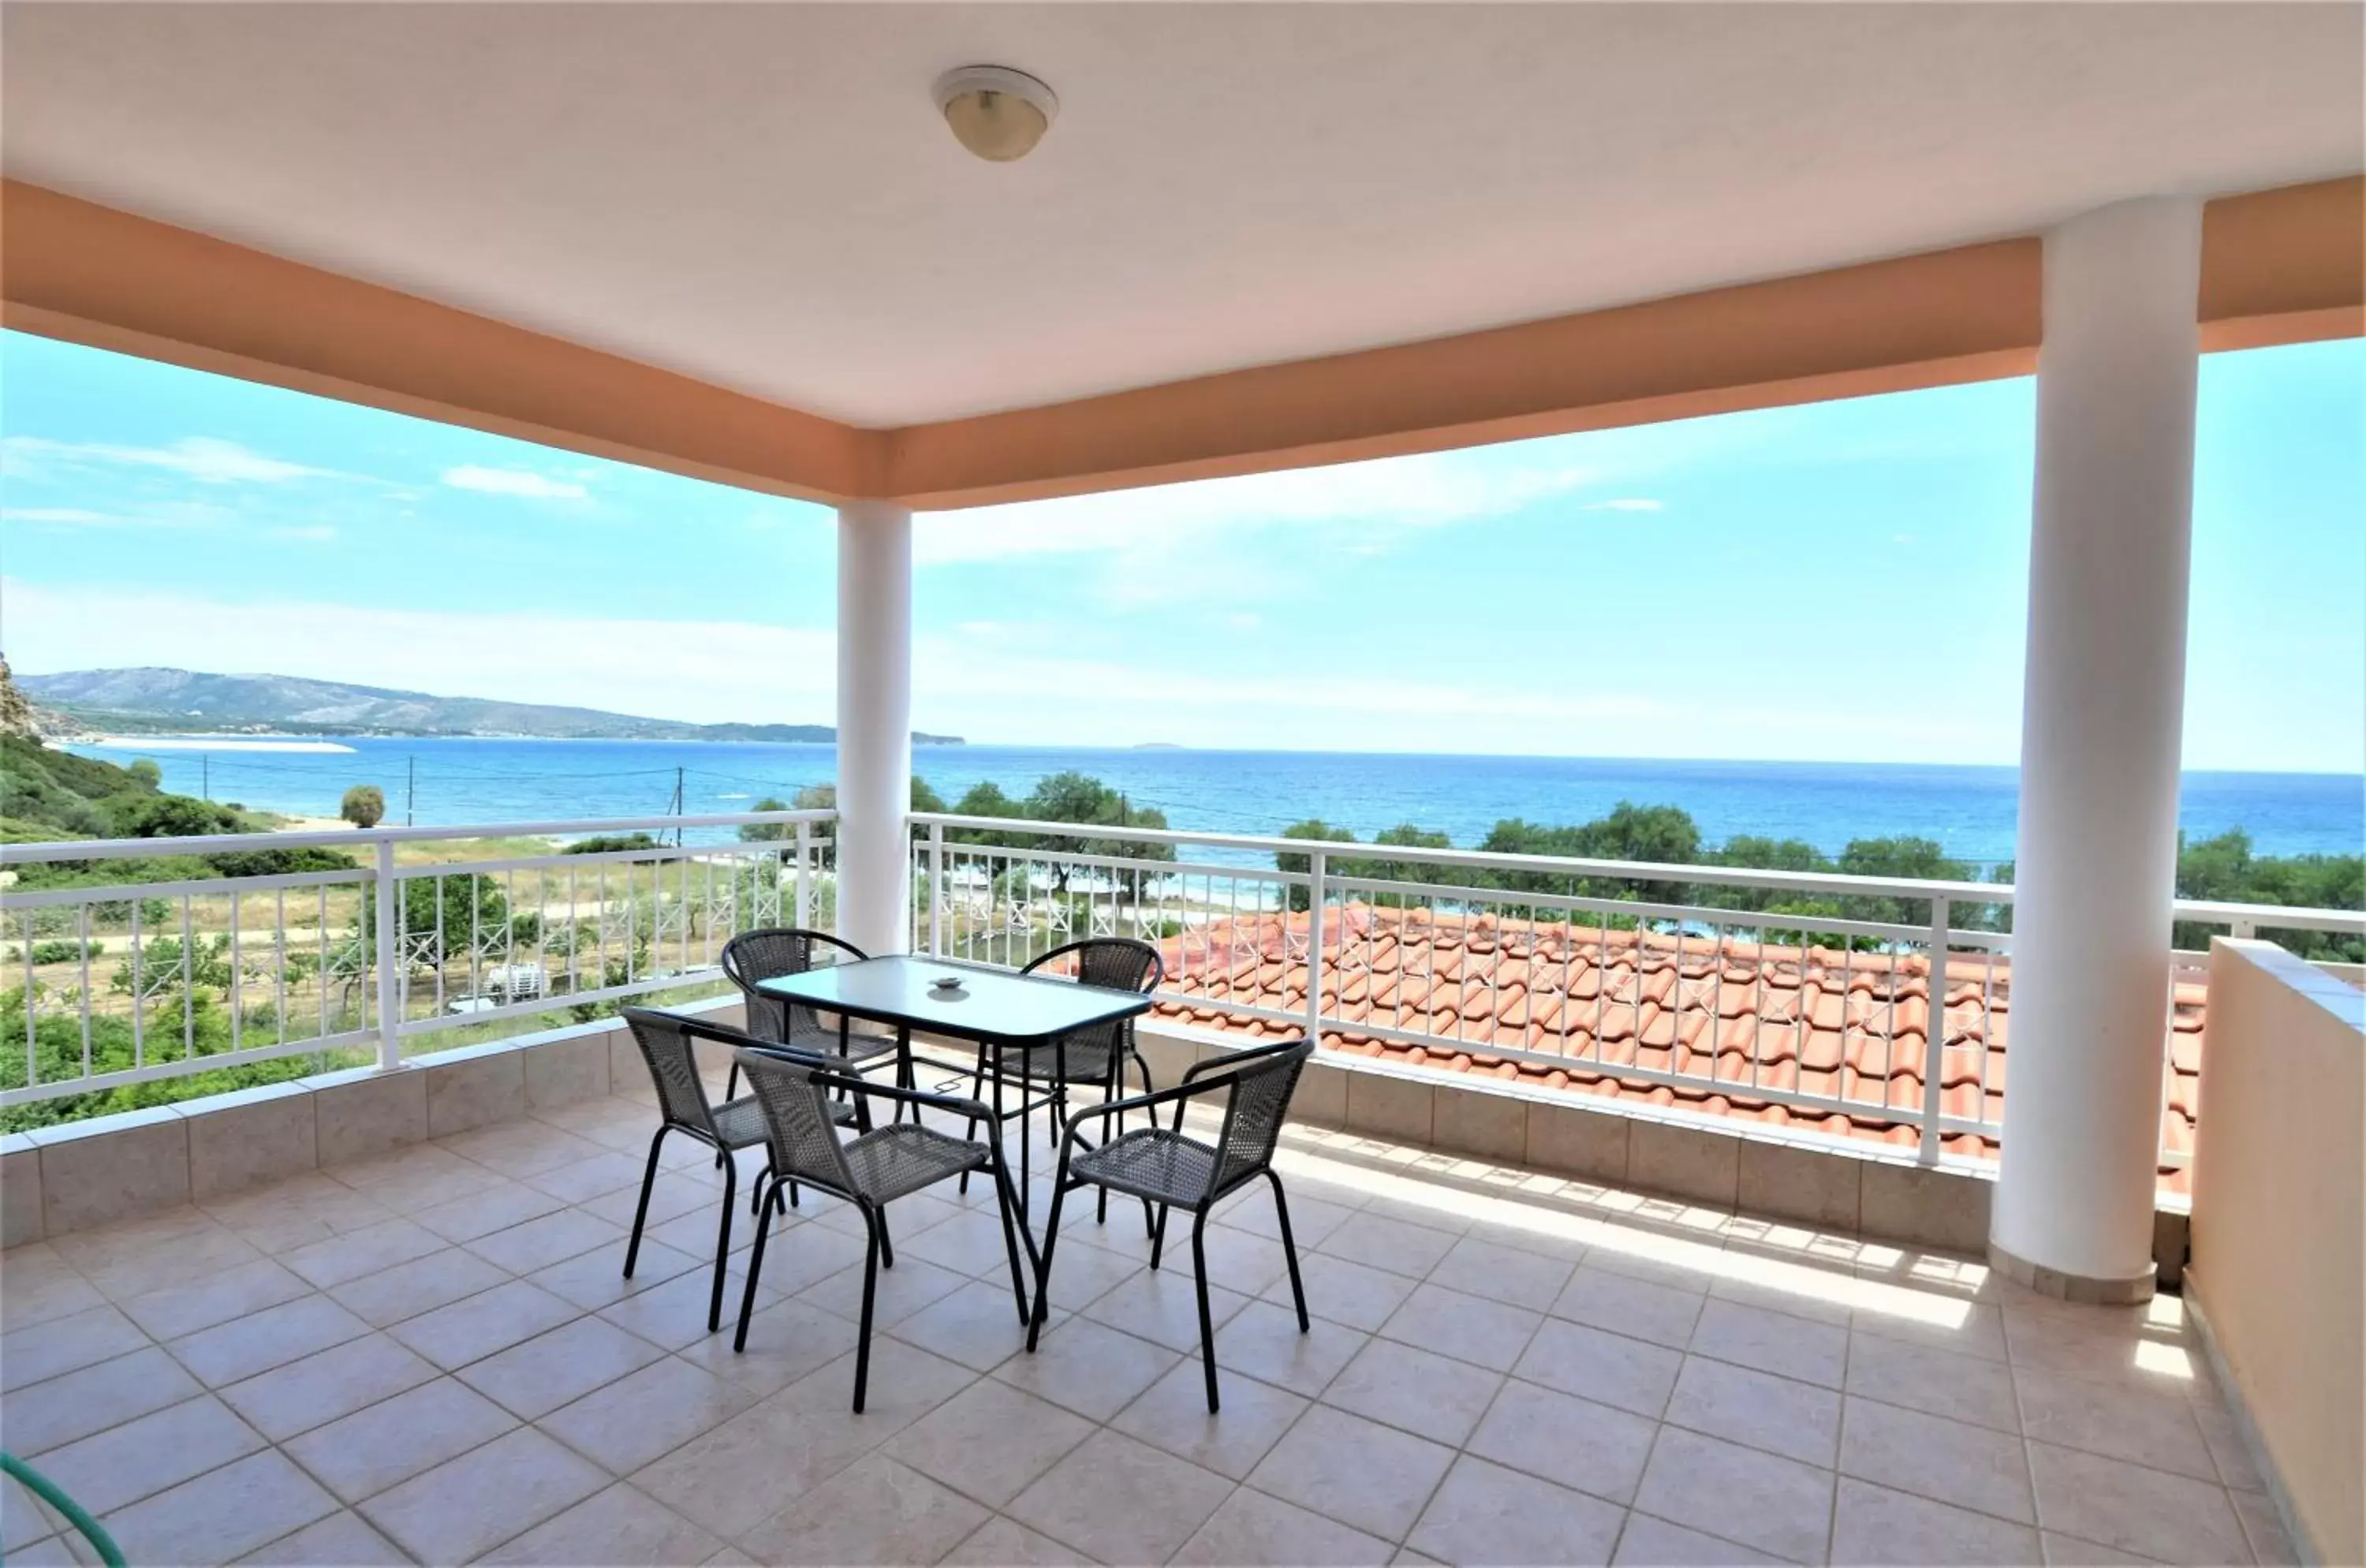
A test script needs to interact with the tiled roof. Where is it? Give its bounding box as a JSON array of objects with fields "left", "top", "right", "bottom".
[{"left": 1148, "top": 903, "right": 2205, "bottom": 1196}]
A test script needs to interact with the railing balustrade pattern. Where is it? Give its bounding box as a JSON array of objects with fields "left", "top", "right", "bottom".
[{"left": 1, "top": 812, "right": 834, "bottom": 1109}]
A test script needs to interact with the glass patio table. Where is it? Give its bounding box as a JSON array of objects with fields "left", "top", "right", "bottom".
[{"left": 752, "top": 954, "right": 1155, "bottom": 1218}]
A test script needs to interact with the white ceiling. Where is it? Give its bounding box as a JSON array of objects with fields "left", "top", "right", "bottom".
[{"left": 5, "top": 4, "right": 2360, "bottom": 426}]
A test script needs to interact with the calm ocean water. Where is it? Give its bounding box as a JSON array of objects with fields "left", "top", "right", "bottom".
[{"left": 65, "top": 737, "right": 2366, "bottom": 868}]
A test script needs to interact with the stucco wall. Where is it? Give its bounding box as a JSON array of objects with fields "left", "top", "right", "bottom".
[{"left": 2187, "top": 939, "right": 2364, "bottom": 1566}]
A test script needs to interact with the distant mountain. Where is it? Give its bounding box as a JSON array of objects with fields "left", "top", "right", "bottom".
[{"left": 18, "top": 668, "right": 964, "bottom": 745}]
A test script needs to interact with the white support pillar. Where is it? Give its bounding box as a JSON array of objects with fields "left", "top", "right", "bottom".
[
  {"left": 835, "top": 500, "right": 913, "bottom": 955},
  {"left": 1991, "top": 197, "right": 2203, "bottom": 1305}
]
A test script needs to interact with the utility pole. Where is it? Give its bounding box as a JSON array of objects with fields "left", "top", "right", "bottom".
[
  {"left": 673, "top": 766, "right": 685, "bottom": 846},
  {"left": 405, "top": 755, "right": 415, "bottom": 827},
  {"left": 201, "top": 756, "right": 209, "bottom": 801}
]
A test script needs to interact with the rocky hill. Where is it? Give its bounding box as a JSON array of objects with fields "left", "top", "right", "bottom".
[{"left": 17, "top": 667, "right": 963, "bottom": 744}]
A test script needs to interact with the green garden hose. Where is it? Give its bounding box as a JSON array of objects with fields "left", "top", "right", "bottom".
[{"left": 1, "top": 1452, "right": 125, "bottom": 1568}]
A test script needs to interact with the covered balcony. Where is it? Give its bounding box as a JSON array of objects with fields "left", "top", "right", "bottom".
[{"left": 3, "top": 6, "right": 2362, "bottom": 1566}]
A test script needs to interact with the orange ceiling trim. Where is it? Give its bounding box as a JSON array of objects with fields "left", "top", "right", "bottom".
[
  {"left": 3, "top": 175, "right": 2357, "bottom": 513},
  {"left": 0, "top": 179, "right": 879, "bottom": 503}
]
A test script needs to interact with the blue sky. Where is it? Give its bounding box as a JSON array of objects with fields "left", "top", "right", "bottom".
[{"left": 2, "top": 329, "right": 2359, "bottom": 771}]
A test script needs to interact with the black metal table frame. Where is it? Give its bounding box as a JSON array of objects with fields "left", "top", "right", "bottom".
[{"left": 754, "top": 958, "right": 1155, "bottom": 1223}]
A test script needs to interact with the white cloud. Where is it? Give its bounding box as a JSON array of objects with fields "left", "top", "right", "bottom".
[
  {"left": 916, "top": 450, "right": 1605, "bottom": 564},
  {"left": 1, "top": 507, "right": 112, "bottom": 524},
  {"left": 441, "top": 465, "right": 589, "bottom": 501},
  {"left": 2, "top": 435, "right": 338, "bottom": 484}
]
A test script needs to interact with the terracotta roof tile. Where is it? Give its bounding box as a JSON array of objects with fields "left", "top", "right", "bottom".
[{"left": 1153, "top": 900, "right": 2204, "bottom": 1197}]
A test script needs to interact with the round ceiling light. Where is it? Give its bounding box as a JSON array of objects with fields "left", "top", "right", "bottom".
[{"left": 933, "top": 65, "right": 1058, "bottom": 162}]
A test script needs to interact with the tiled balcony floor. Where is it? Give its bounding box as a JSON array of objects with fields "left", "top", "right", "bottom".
[{"left": 0, "top": 1078, "right": 2293, "bottom": 1567}]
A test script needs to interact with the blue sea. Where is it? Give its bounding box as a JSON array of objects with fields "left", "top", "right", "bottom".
[{"left": 63, "top": 737, "right": 2366, "bottom": 870}]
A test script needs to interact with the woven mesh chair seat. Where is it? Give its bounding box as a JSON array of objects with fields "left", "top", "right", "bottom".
[
  {"left": 708, "top": 1097, "right": 770, "bottom": 1149},
  {"left": 780, "top": 1017, "right": 901, "bottom": 1066},
  {"left": 842, "top": 1124, "right": 992, "bottom": 1204},
  {"left": 1006, "top": 1036, "right": 1118, "bottom": 1084},
  {"left": 1073, "top": 1127, "right": 1219, "bottom": 1206}
]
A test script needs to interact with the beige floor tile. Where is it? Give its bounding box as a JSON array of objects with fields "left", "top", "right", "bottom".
[
  {"left": 327, "top": 1245, "right": 510, "bottom": 1327},
  {"left": 1008, "top": 1428, "right": 1235, "bottom": 1564},
  {"left": 27, "top": 1394, "right": 265, "bottom": 1514},
  {"left": 480, "top": 1481, "right": 722, "bottom": 1567},
  {"left": 1, "top": 1472, "right": 62, "bottom": 1553},
  {"left": 889, "top": 1275, "right": 1042, "bottom": 1372},
  {"left": 2228, "top": 1487, "right": 2297, "bottom": 1567},
  {"left": 1845, "top": 1327, "right": 2021, "bottom": 1432},
  {"left": 1323, "top": 1338, "right": 1503, "bottom": 1446},
  {"left": 1267, "top": 1251, "right": 1420, "bottom": 1331},
  {"left": 1175, "top": 1486, "right": 1394, "bottom": 1566},
  {"left": 994, "top": 1316, "right": 1182, "bottom": 1421},
  {"left": 1706, "top": 1267, "right": 1858, "bottom": 1331},
  {"left": 899, "top": 1206, "right": 1032, "bottom": 1280},
  {"left": 596, "top": 1263, "right": 780, "bottom": 1352},
  {"left": 529, "top": 1235, "right": 702, "bottom": 1312},
  {"left": 100, "top": 1450, "right": 337, "bottom": 1566},
  {"left": 2025, "top": 1441, "right": 2248, "bottom": 1566},
  {"left": 1689, "top": 1297, "right": 1849, "bottom": 1388},
  {"left": 1830, "top": 1476, "right": 2043, "bottom": 1566},
  {"left": 520, "top": 1150, "right": 653, "bottom": 1206},
  {"left": 360, "top": 1424, "right": 609, "bottom": 1562},
  {"left": 940, "top": 1514, "right": 1094, "bottom": 1566},
  {"left": 284, "top": 1376, "right": 518, "bottom": 1503},
  {"left": 742, "top": 1452, "right": 992, "bottom": 1565},
  {"left": 1194, "top": 1223, "right": 1295, "bottom": 1297},
  {"left": 1375, "top": 1281, "right": 1543, "bottom": 1373},
  {"left": 2185, "top": 1394, "right": 2264, "bottom": 1493},
  {"left": 1632, "top": 1426, "right": 1834, "bottom": 1564},
  {"left": 721, "top": 1214, "right": 869, "bottom": 1296},
  {"left": 200, "top": 1172, "right": 396, "bottom": 1253},
  {"left": 1317, "top": 1211, "right": 1460, "bottom": 1279},
  {"left": 1551, "top": 1264, "right": 1707, "bottom": 1349},
  {"left": 1513, "top": 1318, "right": 1684, "bottom": 1419},
  {"left": 797, "top": 1253, "right": 970, "bottom": 1329},
  {"left": 441, "top": 1122, "right": 609, "bottom": 1181},
  {"left": 325, "top": 1143, "right": 497, "bottom": 1204},
  {"left": 52, "top": 1209, "right": 264, "bottom": 1299},
  {"left": 1838, "top": 1394, "right": 2035, "bottom": 1524},
  {"left": 1853, "top": 1297, "right": 2011, "bottom": 1363},
  {"left": 2037, "top": 1530, "right": 2164, "bottom": 1565},
  {"left": 458, "top": 1313, "right": 666, "bottom": 1419},
  {"left": 0, "top": 1246, "right": 107, "bottom": 1333},
  {"left": 233, "top": 1509, "right": 409, "bottom": 1565},
  {"left": 409, "top": 1180, "right": 570, "bottom": 1246},
  {"left": 536, "top": 1354, "right": 760, "bottom": 1475},
  {"left": 1465, "top": 1377, "right": 1659, "bottom": 1506},
  {"left": 2, "top": 1303, "right": 148, "bottom": 1391},
  {"left": 630, "top": 1345, "right": 972, "bottom": 1541},
  {"left": 0, "top": 1346, "right": 201, "bottom": 1453},
  {"left": 1408, "top": 1453, "right": 1628, "bottom": 1567},
  {"left": 580, "top": 1170, "right": 725, "bottom": 1234},
  {"left": 467, "top": 1208, "right": 629, "bottom": 1275},
  {"left": 168, "top": 1293, "right": 372, "bottom": 1386},
  {"left": 884, "top": 1377, "right": 1095, "bottom": 1507},
  {"left": 1218, "top": 1188, "right": 1356, "bottom": 1252},
  {"left": 280, "top": 1217, "right": 449, "bottom": 1290},
  {"left": 1424, "top": 1234, "right": 1577, "bottom": 1311},
  {"left": 1084, "top": 1265, "right": 1252, "bottom": 1354},
  {"left": 1247, "top": 1405, "right": 1457, "bottom": 1541},
  {"left": 1217, "top": 1297, "right": 1368, "bottom": 1398},
  {"left": 1111, "top": 1358, "right": 1311, "bottom": 1480},
  {"left": 219, "top": 1333, "right": 439, "bottom": 1442},
  {"left": 1032, "top": 1232, "right": 1149, "bottom": 1312},
  {"left": 387, "top": 1277, "right": 577, "bottom": 1368},
  {"left": 119, "top": 1257, "right": 313, "bottom": 1341},
  {"left": 2014, "top": 1366, "right": 2217, "bottom": 1481},
  {"left": 1611, "top": 1514, "right": 1794, "bottom": 1565},
  {"left": 1666, "top": 1354, "right": 1842, "bottom": 1467},
  {"left": 691, "top": 1292, "right": 868, "bottom": 1392}
]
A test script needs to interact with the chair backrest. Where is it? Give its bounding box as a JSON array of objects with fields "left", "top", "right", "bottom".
[
  {"left": 1197, "top": 1036, "right": 1315, "bottom": 1197},
  {"left": 622, "top": 1007, "right": 721, "bottom": 1133},
  {"left": 1022, "top": 938, "right": 1165, "bottom": 1071},
  {"left": 721, "top": 928, "right": 868, "bottom": 1043},
  {"left": 731, "top": 1047, "right": 860, "bottom": 1196}
]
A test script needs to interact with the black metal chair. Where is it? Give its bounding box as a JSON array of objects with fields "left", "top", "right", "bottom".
[
  {"left": 730, "top": 1044, "right": 1034, "bottom": 1412},
  {"left": 618, "top": 1007, "right": 853, "bottom": 1333},
  {"left": 1027, "top": 1035, "right": 1315, "bottom": 1413},
  {"left": 959, "top": 938, "right": 1164, "bottom": 1221},
  {"left": 719, "top": 928, "right": 902, "bottom": 1102}
]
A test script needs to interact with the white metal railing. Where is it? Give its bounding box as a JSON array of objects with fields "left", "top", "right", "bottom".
[
  {"left": 0, "top": 812, "right": 835, "bottom": 1107},
  {"left": 910, "top": 813, "right": 2365, "bottom": 1166}
]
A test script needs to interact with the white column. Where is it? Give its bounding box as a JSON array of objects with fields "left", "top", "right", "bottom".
[
  {"left": 835, "top": 501, "right": 912, "bottom": 955},
  {"left": 1992, "top": 197, "right": 2202, "bottom": 1301}
]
